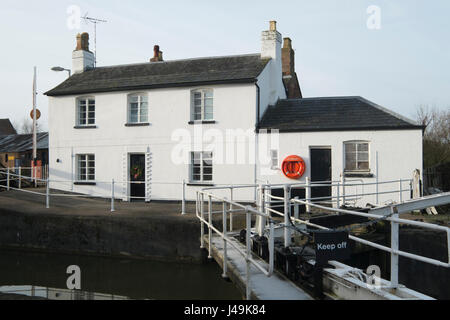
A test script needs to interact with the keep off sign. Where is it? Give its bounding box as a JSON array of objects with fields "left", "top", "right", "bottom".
[{"left": 314, "top": 231, "right": 351, "bottom": 266}]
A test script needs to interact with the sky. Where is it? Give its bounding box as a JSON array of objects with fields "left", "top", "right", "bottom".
[{"left": 0, "top": 0, "right": 449, "bottom": 132}]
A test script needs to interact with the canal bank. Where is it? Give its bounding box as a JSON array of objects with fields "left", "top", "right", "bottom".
[{"left": 0, "top": 189, "right": 238, "bottom": 263}]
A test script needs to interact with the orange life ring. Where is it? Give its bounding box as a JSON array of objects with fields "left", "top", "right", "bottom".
[{"left": 282, "top": 155, "right": 306, "bottom": 180}]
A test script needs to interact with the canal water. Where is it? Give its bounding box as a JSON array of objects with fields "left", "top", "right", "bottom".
[{"left": 0, "top": 249, "right": 242, "bottom": 300}]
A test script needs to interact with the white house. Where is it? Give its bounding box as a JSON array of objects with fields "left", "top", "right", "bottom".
[{"left": 45, "top": 22, "right": 424, "bottom": 208}]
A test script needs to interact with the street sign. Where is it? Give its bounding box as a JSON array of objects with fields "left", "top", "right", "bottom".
[
  {"left": 30, "top": 109, "right": 41, "bottom": 120},
  {"left": 314, "top": 230, "right": 351, "bottom": 266}
]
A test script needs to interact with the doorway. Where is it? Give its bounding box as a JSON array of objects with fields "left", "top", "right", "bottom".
[
  {"left": 310, "top": 148, "right": 332, "bottom": 201},
  {"left": 129, "top": 154, "right": 146, "bottom": 201}
]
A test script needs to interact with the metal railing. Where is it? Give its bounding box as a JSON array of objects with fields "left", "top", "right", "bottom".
[
  {"left": 196, "top": 189, "right": 275, "bottom": 301},
  {"left": 196, "top": 182, "right": 450, "bottom": 299}
]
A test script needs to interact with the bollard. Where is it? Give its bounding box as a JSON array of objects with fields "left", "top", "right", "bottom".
[
  {"left": 46, "top": 178, "right": 50, "bottom": 209},
  {"left": 181, "top": 180, "right": 186, "bottom": 215},
  {"left": 111, "top": 179, "right": 115, "bottom": 212}
]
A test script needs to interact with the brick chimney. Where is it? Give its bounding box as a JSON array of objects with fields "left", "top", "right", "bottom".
[
  {"left": 281, "top": 37, "right": 302, "bottom": 99},
  {"left": 150, "top": 45, "right": 164, "bottom": 62},
  {"left": 72, "top": 33, "right": 95, "bottom": 74}
]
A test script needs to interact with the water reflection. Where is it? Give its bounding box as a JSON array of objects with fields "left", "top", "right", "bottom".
[
  {"left": 0, "top": 250, "right": 242, "bottom": 300},
  {"left": 0, "top": 286, "right": 130, "bottom": 300}
]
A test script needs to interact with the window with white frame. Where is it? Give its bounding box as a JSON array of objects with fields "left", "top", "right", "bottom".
[
  {"left": 77, "top": 154, "right": 95, "bottom": 181},
  {"left": 128, "top": 94, "right": 149, "bottom": 124},
  {"left": 191, "top": 89, "right": 214, "bottom": 121},
  {"left": 344, "top": 141, "right": 370, "bottom": 172},
  {"left": 191, "top": 152, "right": 213, "bottom": 183},
  {"left": 271, "top": 150, "right": 279, "bottom": 169},
  {"left": 77, "top": 97, "right": 95, "bottom": 126}
]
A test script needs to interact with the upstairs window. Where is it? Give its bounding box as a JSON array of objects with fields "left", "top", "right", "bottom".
[
  {"left": 344, "top": 141, "right": 370, "bottom": 172},
  {"left": 128, "top": 94, "right": 148, "bottom": 124},
  {"left": 191, "top": 89, "right": 214, "bottom": 121},
  {"left": 191, "top": 152, "right": 213, "bottom": 183},
  {"left": 77, "top": 97, "right": 95, "bottom": 126},
  {"left": 77, "top": 154, "right": 95, "bottom": 181}
]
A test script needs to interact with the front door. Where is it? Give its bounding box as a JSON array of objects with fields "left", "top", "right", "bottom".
[
  {"left": 310, "top": 148, "right": 332, "bottom": 201},
  {"left": 130, "top": 154, "right": 146, "bottom": 201}
]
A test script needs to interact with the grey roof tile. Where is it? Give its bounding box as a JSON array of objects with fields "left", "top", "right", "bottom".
[
  {"left": 0, "top": 132, "right": 48, "bottom": 153},
  {"left": 45, "top": 54, "right": 269, "bottom": 96},
  {"left": 258, "top": 97, "right": 424, "bottom": 132}
]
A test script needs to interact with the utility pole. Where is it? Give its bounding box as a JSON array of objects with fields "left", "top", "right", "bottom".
[
  {"left": 82, "top": 14, "right": 107, "bottom": 68},
  {"left": 32, "top": 66, "right": 37, "bottom": 163}
]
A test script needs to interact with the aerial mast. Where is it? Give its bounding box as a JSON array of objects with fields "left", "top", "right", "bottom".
[{"left": 81, "top": 14, "right": 107, "bottom": 68}]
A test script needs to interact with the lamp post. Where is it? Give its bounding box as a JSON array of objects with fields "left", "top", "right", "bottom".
[{"left": 51, "top": 67, "right": 71, "bottom": 77}]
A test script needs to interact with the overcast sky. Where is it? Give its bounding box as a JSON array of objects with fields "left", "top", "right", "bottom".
[{"left": 0, "top": 0, "right": 449, "bottom": 131}]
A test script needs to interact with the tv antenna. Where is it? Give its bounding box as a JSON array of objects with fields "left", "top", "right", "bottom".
[{"left": 82, "top": 13, "right": 107, "bottom": 67}]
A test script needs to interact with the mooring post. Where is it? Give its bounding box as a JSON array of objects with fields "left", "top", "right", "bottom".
[
  {"left": 181, "top": 179, "right": 186, "bottom": 215},
  {"left": 46, "top": 177, "right": 50, "bottom": 209},
  {"left": 390, "top": 205, "right": 399, "bottom": 288},
  {"left": 284, "top": 185, "right": 292, "bottom": 248},
  {"left": 111, "top": 179, "right": 115, "bottom": 212},
  {"left": 6, "top": 167, "right": 10, "bottom": 191},
  {"left": 208, "top": 195, "right": 212, "bottom": 259},
  {"left": 222, "top": 201, "right": 228, "bottom": 279},
  {"left": 245, "top": 207, "right": 251, "bottom": 300}
]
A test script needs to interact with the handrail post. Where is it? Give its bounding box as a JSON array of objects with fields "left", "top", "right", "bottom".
[
  {"left": 305, "top": 177, "right": 311, "bottom": 213},
  {"left": 6, "top": 167, "right": 10, "bottom": 191},
  {"left": 294, "top": 196, "right": 299, "bottom": 219},
  {"left": 341, "top": 174, "right": 346, "bottom": 206},
  {"left": 284, "top": 185, "right": 291, "bottom": 248},
  {"left": 245, "top": 207, "right": 251, "bottom": 300},
  {"left": 399, "top": 179, "right": 403, "bottom": 203},
  {"left": 111, "top": 179, "right": 115, "bottom": 212},
  {"left": 257, "top": 184, "right": 266, "bottom": 236},
  {"left": 181, "top": 179, "right": 186, "bottom": 215},
  {"left": 229, "top": 185, "right": 234, "bottom": 232},
  {"left": 269, "top": 220, "right": 274, "bottom": 276},
  {"left": 222, "top": 201, "right": 228, "bottom": 279},
  {"left": 46, "top": 177, "right": 50, "bottom": 209},
  {"left": 336, "top": 181, "right": 340, "bottom": 209},
  {"left": 200, "top": 193, "right": 205, "bottom": 249},
  {"left": 390, "top": 205, "right": 399, "bottom": 288},
  {"left": 208, "top": 195, "right": 212, "bottom": 259},
  {"left": 18, "top": 166, "right": 22, "bottom": 189}
]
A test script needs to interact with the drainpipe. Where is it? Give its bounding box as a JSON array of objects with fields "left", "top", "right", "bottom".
[{"left": 254, "top": 83, "right": 261, "bottom": 201}]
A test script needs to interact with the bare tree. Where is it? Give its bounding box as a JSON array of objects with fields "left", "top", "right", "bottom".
[
  {"left": 13, "top": 117, "right": 42, "bottom": 135},
  {"left": 416, "top": 105, "right": 450, "bottom": 168}
]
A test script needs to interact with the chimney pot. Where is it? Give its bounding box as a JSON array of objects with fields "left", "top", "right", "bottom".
[
  {"left": 270, "top": 21, "right": 277, "bottom": 31},
  {"left": 150, "top": 45, "right": 164, "bottom": 62}
]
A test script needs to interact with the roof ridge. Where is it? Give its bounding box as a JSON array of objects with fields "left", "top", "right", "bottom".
[{"left": 93, "top": 53, "right": 263, "bottom": 70}]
